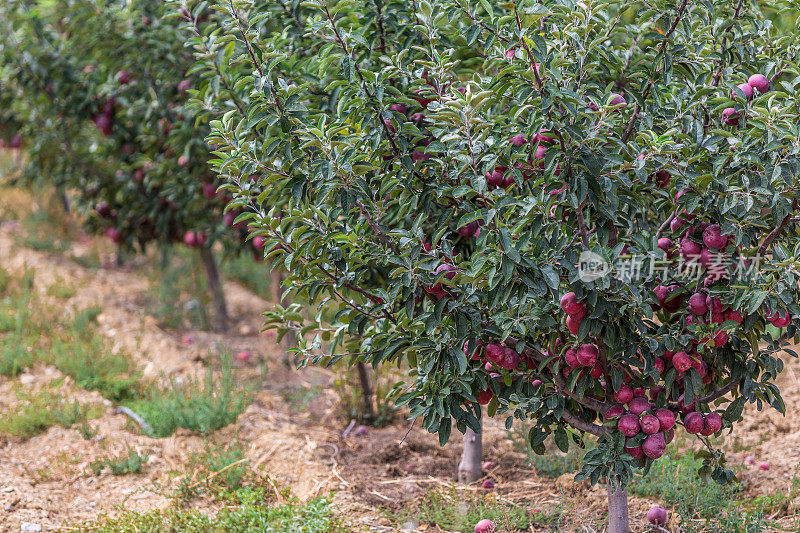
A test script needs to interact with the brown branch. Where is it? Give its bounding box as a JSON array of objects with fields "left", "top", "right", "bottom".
[
  {"left": 710, "top": 0, "right": 746, "bottom": 87},
  {"left": 574, "top": 205, "right": 591, "bottom": 249},
  {"left": 621, "top": 0, "right": 689, "bottom": 143},
  {"left": 513, "top": 4, "right": 543, "bottom": 92},
  {"left": 356, "top": 200, "right": 395, "bottom": 249},
  {"left": 373, "top": 0, "right": 388, "bottom": 56},
  {"left": 228, "top": 0, "right": 263, "bottom": 78},
  {"left": 561, "top": 407, "right": 607, "bottom": 436},
  {"left": 757, "top": 199, "right": 799, "bottom": 257},
  {"left": 695, "top": 378, "right": 740, "bottom": 404}
]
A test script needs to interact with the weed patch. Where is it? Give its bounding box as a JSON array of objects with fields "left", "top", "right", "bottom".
[
  {"left": 0, "top": 385, "right": 102, "bottom": 439},
  {"left": 123, "top": 355, "right": 249, "bottom": 438},
  {"left": 89, "top": 448, "right": 149, "bottom": 476}
]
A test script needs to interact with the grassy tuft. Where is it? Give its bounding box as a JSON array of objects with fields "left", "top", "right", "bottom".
[
  {"left": 71, "top": 490, "right": 344, "bottom": 532},
  {"left": 0, "top": 385, "right": 102, "bottom": 439},
  {"left": 89, "top": 448, "right": 149, "bottom": 476},
  {"left": 123, "top": 354, "right": 249, "bottom": 438}
]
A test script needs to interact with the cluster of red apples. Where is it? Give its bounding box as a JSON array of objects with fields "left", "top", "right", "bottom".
[{"left": 722, "top": 73, "right": 770, "bottom": 125}]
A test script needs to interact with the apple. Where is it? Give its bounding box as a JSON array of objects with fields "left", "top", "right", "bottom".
[
  {"left": 647, "top": 505, "right": 668, "bottom": 526},
  {"left": 625, "top": 442, "right": 644, "bottom": 460},
  {"left": 702, "top": 224, "right": 728, "bottom": 249},
  {"left": 732, "top": 82, "right": 754, "bottom": 100},
  {"left": 703, "top": 412, "right": 722, "bottom": 434},
  {"left": 688, "top": 292, "right": 708, "bottom": 315},
  {"left": 748, "top": 73, "right": 769, "bottom": 94},
  {"left": 485, "top": 342, "right": 504, "bottom": 363},
  {"left": 560, "top": 292, "right": 584, "bottom": 315},
  {"left": 722, "top": 107, "right": 740, "bottom": 126},
  {"left": 477, "top": 388, "right": 493, "bottom": 405},
  {"left": 500, "top": 347, "right": 520, "bottom": 370},
  {"left": 628, "top": 397, "right": 652, "bottom": 416},
  {"left": 576, "top": 344, "right": 598, "bottom": 366},
  {"left": 684, "top": 411, "right": 704, "bottom": 434},
  {"left": 672, "top": 351, "right": 692, "bottom": 373},
  {"left": 643, "top": 433, "right": 666, "bottom": 459},
  {"left": 566, "top": 315, "right": 582, "bottom": 335},
  {"left": 116, "top": 70, "right": 132, "bottom": 84},
  {"left": 564, "top": 348, "right": 580, "bottom": 369},
  {"left": 618, "top": 413, "right": 640, "bottom": 437},
  {"left": 104, "top": 227, "right": 122, "bottom": 244},
  {"left": 390, "top": 103, "right": 407, "bottom": 114},
  {"left": 768, "top": 311, "right": 792, "bottom": 328},
  {"left": 605, "top": 404, "right": 626, "bottom": 422},
  {"left": 509, "top": 134, "right": 528, "bottom": 147},
  {"left": 474, "top": 519, "right": 497, "bottom": 533},
  {"left": 655, "top": 408, "right": 675, "bottom": 431},
  {"left": 680, "top": 239, "right": 702, "bottom": 261},
  {"left": 609, "top": 93, "right": 627, "bottom": 107},
  {"left": 614, "top": 384, "right": 634, "bottom": 404},
  {"left": 640, "top": 414, "right": 660, "bottom": 434}
]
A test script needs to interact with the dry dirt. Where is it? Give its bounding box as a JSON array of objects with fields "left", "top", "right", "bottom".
[{"left": 0, "top": 199, "right": 798, "bottom": 532}]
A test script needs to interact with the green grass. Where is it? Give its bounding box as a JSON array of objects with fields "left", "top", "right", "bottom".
[
  {"left": 387, "top": 487, "right": 560, "bottom": 532},
  {"left": 46, "top": 276, "right": 77, "bottom": 298},
  {"left": 190, "top": 441, "right": 249, "bottom": 490},
  {"left": 173, "top": 440, "right": 251, "bottom": 502},
  {"left": 123, "top": 354, "right": 249, "bottom": 438},
  {"left": 71, "top": 490, "right": 345, "bottom": 532},
  {"left": 0, "top": 385, "right": 102, "bottom": 439},
  {"left": 48, "top": 307, "right": 141, "bottom": 402},
  {"left": 0, "top": 268, "right": 42, "bottom": 377},
  {"left": 626, "top": 451, "right": 759, "bottom": 532},
  {"left": 89, "top": 448, "right": 149, "bottom": 476}
]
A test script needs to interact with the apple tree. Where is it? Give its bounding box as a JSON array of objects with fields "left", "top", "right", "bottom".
[
  {"left": 189, "top": 0, "right": 799, "bottom": 528},
  {"left": 0, "top": 0, "right": 259, "bottom": 331}
]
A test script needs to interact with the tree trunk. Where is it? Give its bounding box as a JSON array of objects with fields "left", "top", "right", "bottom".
[
  {"left": 607, "top": 484, "right": 630, "bottom": 533},
  {"left": 199, "top": 247, "right": 229, "bottom": 333},
  {"left": 457, "top": 426, "right": 483, "bottom": 483},
  {"left": 355, "top": 362, "right": 375, "bottom": 422},
  {"left": 57, "top": 188, "right": 70, "bottom": 214}
]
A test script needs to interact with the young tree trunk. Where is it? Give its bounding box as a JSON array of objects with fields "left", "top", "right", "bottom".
[
  {"left": 607, "top": 484, "right": 630, "bottom": 533},
  {"left": 457, "top": 425, "right": 483, "bottom": 483},
  {"left": 199, "top": 247, "right": 229, "bottom": 333},
  {"left": 355, "top": 362, "right": 375, "bottom": 422},
  {"left": 57, "top": 188, "right": 70, "bottom": 214}
]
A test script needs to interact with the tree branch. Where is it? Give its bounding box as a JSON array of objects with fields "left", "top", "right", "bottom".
[
  {"left": 621, "top": 0, "right": 689, "bottom": 143},
  {"left": 695, "top": 378, "right": 740, "bottom": 404},
  {"left": 562, "top": 408, "right": 607, "bottom": 436},
  {"left": 757, "top": 199, "right": 799, "bottom": 258}
]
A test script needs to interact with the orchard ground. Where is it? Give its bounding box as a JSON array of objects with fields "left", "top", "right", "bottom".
[{"left": 1, "top": 172, "right": 800, "bottom": 531}]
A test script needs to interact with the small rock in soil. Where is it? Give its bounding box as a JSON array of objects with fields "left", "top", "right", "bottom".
[{"left": 20, "top": 523, "right": 42, "bottom": 532}]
